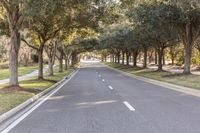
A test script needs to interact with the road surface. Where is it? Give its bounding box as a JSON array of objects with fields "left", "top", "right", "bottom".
[{"left": 3, "top": 61, "right": 200, "bottom": 133}]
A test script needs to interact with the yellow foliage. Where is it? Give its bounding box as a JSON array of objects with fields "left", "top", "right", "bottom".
[{"left": 64, "top": 27, "right": 98, "bottom": 46}]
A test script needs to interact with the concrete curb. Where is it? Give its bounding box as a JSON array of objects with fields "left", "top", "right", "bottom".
[
  {"left": 105, "top": 64, "right": 200, "bottom": 98},
  {"left": 0, "top": 69, "right": 77, "bottom": 124}
]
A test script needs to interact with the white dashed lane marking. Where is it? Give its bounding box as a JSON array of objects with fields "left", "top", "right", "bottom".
[
  {"left": 123, "top": 101, "right": 135, "bottom": 111},
  {"left": 108, "top": 85, "right": 114, "bottom": 90}
]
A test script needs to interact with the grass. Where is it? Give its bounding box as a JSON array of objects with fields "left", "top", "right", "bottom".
[
  {"left": 0, "top": 92, "right": 34, "bottom": 115},
  {"left": 0, "top": 65, "right": 38, "bottom": 80},
  {"left": 0, "top": 68, "right": 74, "bottom": 115},
  {"left": 106, "top": 62, "right": 200, "bottom": 90}
]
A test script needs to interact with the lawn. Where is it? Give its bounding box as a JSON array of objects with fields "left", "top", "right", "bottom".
[
  {"left": 0, "top": 68, "right": 74, "bottom": 115},
  {"left": 0, "top": 65, "right": 38, "bottom": 80},
  {"left": 106, "top": 62, "right": 200, "bottom": 90}
]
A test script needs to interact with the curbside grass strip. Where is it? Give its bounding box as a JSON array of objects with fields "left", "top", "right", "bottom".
[
  {"left": 104, "top": 64, "right": 200, "bottom": 98},
  {"left": 0, "top": 69, "right": 77, "bottom": 125}
]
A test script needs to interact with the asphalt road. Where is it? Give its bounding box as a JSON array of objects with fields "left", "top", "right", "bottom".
[{"left": 4, "top": 61, "right": 200, "bottom": 133}]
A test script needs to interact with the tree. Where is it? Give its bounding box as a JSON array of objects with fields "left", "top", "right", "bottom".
[
  {"left": 169, "top": 43, "right": 183, "bottom": 65},
  {"left": 195, "top": 38, "right": 200, "bottom": 55},
  {"left": 45, "top": 40, "right": 57, "bottom": 76},
  {"left": 169, "top": 0, "right": 200, "bottom": 73},
  {"left": 56, "top": 41, "right": 65, "bottom": 72},
  {"left": 23, "top": 0, "right": 70, "bottom": 79},
  {"left": 0, "top": 0, "right": 27, "bottom": 86},
  {"left": 131, "top": 1, "right": 178, "bottom": 71}
]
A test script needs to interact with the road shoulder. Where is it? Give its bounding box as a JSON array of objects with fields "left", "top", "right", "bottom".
[
  {"left": 105, "top": 64, "right": 200, "bottom": 98},
  {"left": 0, "top": 69, "right": 78, "bottom": 132}
]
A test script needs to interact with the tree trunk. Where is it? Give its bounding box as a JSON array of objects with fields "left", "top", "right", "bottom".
[
  {"left": 183, "top": 44, "right": 192, "bottom": 74},
  {"left": 7, "top": 4, "right": 23, "bottom": 86},
  {"left": 122, "top": 51, "right": 125, "bottom": 65},
  {"left": 38, "top": 45, "right": 44, "bottom": 79},
  {"left": 155, "top": 50, "right": 158, "bottom": 65},
  {"left": 172, "top": 57, "right": 175, "bottom": 66},
  {"left": 133, "top": 50, "right": 138, "bottom": 67},
  {"left": 115, "top": 54, "right": 117, "bottom": 63},
  {"left": 112, "top": 55, "right": 115, "bottom": 62},
  {"left": 59, "top": 59, "right": 63, "bottom": 72},
  {"left": 9, "top": 29, "right": 20, "bottom": 86},
  {"left": 48, "top": 60, "right": 54, "bottom": 76},
  {"left": 117, "top": 52, "right": 120, "bottom": 64},
  {"left": 105, "top": 56, "right": 107, "bottom": 62},
  {"left": 143, "top": 49, "right": 147, "bottom": 68},
  {"left": 71, "top": 51, "right": 78, "bottom": 67},
  {"left": 64, "top": 58, "right": 68, "bottom": 70},
  {"left": 183, "top": 23, "right": 193, "bottom": 74},
  {"left": 148, "top": 50, "right": 153, "bottom": 64},
  {"left": 163, "top": 53, "right": 166, "bottom": 65},
  {"left": 126, "top": 51, "right": 130, "bottom": 65},
  {"left": 157, "top": 48, "right": 164, "bottom": 71},
  {"left": 24, "top": 53, "right": 29, "bottom": 67}
]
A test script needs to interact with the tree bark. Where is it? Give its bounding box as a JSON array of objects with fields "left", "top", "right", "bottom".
[
  {"left": 126, "top": 51, "right": 130, "bottom": 65},
  {"left": 133, "top": 50, "right": 138, "bottom": 67},
  {"left": 38, "top": 44, "right": 44, "bottom": 79},
  {"left": 58, "top": 51, "right": 64, "bottom": 72},
  {"left": 71, "top": 51, "right": 78, "bottom": 67},
  {"left": 148, "top": 51, "right": 153, "bottom": 64},
  {"left": 45, "top": 43, "right": 56, "bottom": 76},
  {"left": 24, "top": 53, "right": 29, "bottom": 67},
  {"left": 114, "top": 54, "right": 117, "bottom": 63},
  {"left": 64, "top": 58, "right": 68, "bottom": 70},
  {"left": 59, "top": 58, "right": 63, "bottom": 72},
  {"left": 162, "top": 50, "right": 165, "bottom": 65},
  {"left": 112, "top": 55, "right": 114, "bottom": 62},
  {"left": 183, "top": 23, "right": 193, "bottom": 74},
  {"left": 48, "top": 60, "right": 54, "bottom": 76},
  {"left": 155, "top": 50, "right": 158, "bottom": 65},
  {"left": 157, "top": 48, "right": 164, "bottom": 71},
  {"left": 9, "top": 29, "right": 20, "bottom": 86},
  {"left": 105, "top": 56, "right": 107, "bottom": 62},
  {"left": 143, "top": 48, "right": 148, "bottom": 68},
  {"left": 122, "top": 51, "right": 125, "bottom": 65},
  {"left": 117, "top": 51, "right": 120, "bottom": 64},
  {"left": 183, "top": 43, "right": 192, "bottom": 74},
  {"left": 172, "top": 58, "right": 175, "bottom": 66},
  {"left": 7, "top": 4, "right": 23, "bottom": 86}
]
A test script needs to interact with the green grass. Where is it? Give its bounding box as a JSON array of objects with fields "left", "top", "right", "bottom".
[
  {"left": 0, "top": 92, "right": 34, "bottom": 115},
  {"left": 0, "top": 68, "right": 74, "bottom": 115},
  {"left": 106, "top": 62, "right": 200, "bottom": 90},
  {"left": 0, "top": 65, "right": 38, "bottom": 80}
]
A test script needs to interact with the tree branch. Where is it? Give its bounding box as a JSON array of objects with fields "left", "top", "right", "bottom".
[{"left": 21, "top": 38, "right": 39, "bottom": 50}]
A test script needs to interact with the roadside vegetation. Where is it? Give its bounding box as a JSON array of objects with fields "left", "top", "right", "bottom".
[
  {"left": 0, "top": 68, "right": 74, "bottom": 115},
  {"left": 0, "top": 65, "right": 38, "bottom": 80},
  {"left": 106, "top": 62, "right": 200, "bottom": 90}
]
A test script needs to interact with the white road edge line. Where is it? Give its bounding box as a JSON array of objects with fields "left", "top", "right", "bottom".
[
  {"left": 123, "top": 101, "right": 135, "bottom": 111},
  {"left": 108, "top": 85, "right": 113, "bottom": 90},
  {"left": 1, "top": 70, "right": 79, "bottom": 133}
]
